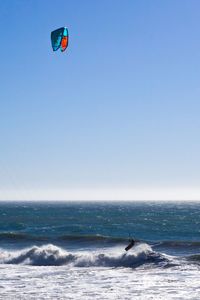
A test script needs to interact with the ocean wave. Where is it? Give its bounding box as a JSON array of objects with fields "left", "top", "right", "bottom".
[
  {"left": 0, "top": 232, "right": 133, "bottom": 243},
  {"left": 0, "top": 232, "right": 49, "bottom": 241},
  {"left": 1, "top": 232, "right": 200, "bottom": 252},
  {"left": 186, "top": 254, "right": 200, "bottom": 263},
  {"left": 59, "top": 234, "right": 128, "bottom": 243},
  {"left": 154, "top": 241, "right": 200, "bottom": 249},
  {"left": 0, "top": 243, "right": 171, "bottom": 268}
]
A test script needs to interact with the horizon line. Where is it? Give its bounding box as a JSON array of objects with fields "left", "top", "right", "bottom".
[{"left": 0, "top": 187, "right": 200, "bottom": 201}]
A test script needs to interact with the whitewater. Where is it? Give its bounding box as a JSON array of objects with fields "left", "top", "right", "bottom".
[{"left": 0, "top": 201, "right": 200, "bottom": 299}]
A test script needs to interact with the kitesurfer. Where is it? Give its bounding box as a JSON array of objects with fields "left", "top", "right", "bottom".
[{"left": 125, "top": 238, "right": 135, "bottom": 251}]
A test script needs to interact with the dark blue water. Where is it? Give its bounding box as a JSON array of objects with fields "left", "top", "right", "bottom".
[{"left": 0, "top": 201, "right": 200, "bottom": 250}]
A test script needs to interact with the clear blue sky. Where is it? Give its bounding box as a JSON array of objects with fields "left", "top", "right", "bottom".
[{"left": 0, "top": 0, "right": 200, "bottom": 200}]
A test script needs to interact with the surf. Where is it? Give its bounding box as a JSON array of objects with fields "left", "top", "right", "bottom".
[{"left": 0, "top": 243, "right": 173, "bottom": 268}]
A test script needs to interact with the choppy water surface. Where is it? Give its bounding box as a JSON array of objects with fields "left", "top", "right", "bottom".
[{"left": 0, "top": 201, "right": 200, "bottom": 299}]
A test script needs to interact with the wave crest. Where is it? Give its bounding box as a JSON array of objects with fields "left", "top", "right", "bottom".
[{"left": 0, "top": 243, "right": 170, "bottom": 268}]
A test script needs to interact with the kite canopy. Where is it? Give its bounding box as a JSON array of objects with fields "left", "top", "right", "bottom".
[{"left": 51, "top": 27, "right": 69, "bottom": 52}]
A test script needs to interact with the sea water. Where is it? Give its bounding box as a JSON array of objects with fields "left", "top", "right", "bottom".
[{"left": 0, "top": 201, "right": 200, "bottom": 299}]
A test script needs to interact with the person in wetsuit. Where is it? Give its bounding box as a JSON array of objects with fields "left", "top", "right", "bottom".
[{"left": 125, "top": 238, "right": 135, "bottom": 251}]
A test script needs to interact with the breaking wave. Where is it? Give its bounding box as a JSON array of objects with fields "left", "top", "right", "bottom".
[{"left": 0, "top": 243, "right": 172, "bottom": 268}]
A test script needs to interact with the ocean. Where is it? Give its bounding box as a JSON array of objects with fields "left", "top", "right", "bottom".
[{"left": 0, "top": 201, "right": 200, "bottom": 299}]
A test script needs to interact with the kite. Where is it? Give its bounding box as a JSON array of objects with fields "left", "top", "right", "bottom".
[{"left": 51, "top": 27, "right": 69, "bottom": 52}]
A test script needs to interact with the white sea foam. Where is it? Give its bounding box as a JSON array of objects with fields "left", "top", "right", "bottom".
[
  {"left": 0, "top": 243, "right": 162, "bottom": 268},
  {"left": 0, "top": 244, "right": 199, "bottom": 299},
  {"left": 0, "top": 259, "right": 199, "bottom": 299}
]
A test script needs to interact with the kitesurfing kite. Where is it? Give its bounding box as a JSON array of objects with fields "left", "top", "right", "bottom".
[{"left": 51, "top": 27, "right": 69, "bottom": 52}]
